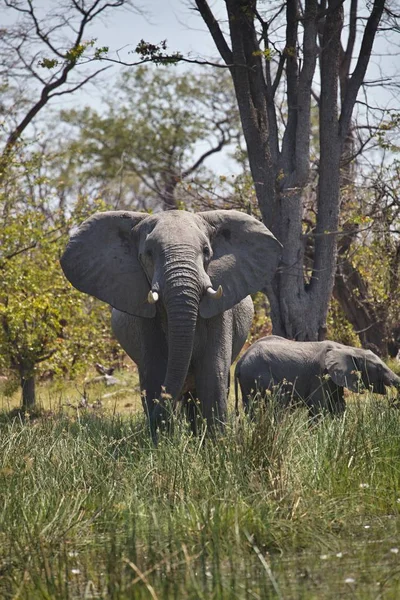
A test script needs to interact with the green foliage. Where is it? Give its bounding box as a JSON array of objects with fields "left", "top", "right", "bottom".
[
  {"left": 352, "top": 241, "right": 393, "bottom": 306},
  {"left": 375, "top": 111, "right": 400, "bottom": 151},
  {"left": 134, "top": 39, "right": 182, "bottom": 64},
  {"left": 0, "top": 146, "right": 119, "bottom": 401},
  {"left": 65, "top": 40, "right": 96, "bottom": 64},
  {"left": 327, "top": 298, "right": 360, "bottom": 346},
  {"left": 248, "top": 291, "right": 272, "bottom": 344},
  {"left": 0, "top": 210, "right": 65, "bottom": 375},
  {"left": 39, "top": 40, "right": 99, "bottom": 69},
  {"left": 94, "top": 45, "right": 109, "bottom": 59},
  {"left": 58, "top": 66, "right": 240, "bottom": 210},
  {"left": 1, "top": 399, "right": 400, "bottom": 597},
  {"left": 335, "top": 160, "right": 400, "bottom": 348},
  {"left": 38, "top": 57, "right": 59, "bottom": 69},
  {"left": 252, "top": 48, "right": 275, "bottom": 60},
  {"left": 0, "top": 202, "right": 116, "bottom": 388}
]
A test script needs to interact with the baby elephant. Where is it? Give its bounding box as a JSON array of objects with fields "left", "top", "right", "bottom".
[{"left": 235, "top": 335, "right": 400, "bottom": 418}]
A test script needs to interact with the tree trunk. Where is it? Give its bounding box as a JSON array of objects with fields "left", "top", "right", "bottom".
[
  {"left": 332, "top": 221, "right": 390, "bottom": 356},
  {"left": 196, "top": 0, "right": 385, "bottom": 341},
  {"left": 21, "top": 375, "right": 36, "bottom": 409},
  {"left": 222, "top": 0, "right": 342, "bottom": 341},
  {"left": 160, "top": 174, "right": 179, "bottom": 210},
  {"left": 269, "top": 0, "right": 343, "bottom": 340},
  {"left": 333, "top": 261, "right": 388, "bottom": 355},
  {"left": 225, "top": 0, "right": 279, "bottom": 229}
]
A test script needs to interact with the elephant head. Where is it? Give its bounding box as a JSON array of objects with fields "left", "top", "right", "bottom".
[
  {"left": 325, "top": 346, "right": 400, "bottom": 394},
  {"left": 60, "top": 209, "right": 282, "bottom": 404}
]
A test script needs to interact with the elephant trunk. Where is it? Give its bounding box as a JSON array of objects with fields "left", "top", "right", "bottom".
[{"left": 162, "top": 249, "right": 202, "bottom": 402}]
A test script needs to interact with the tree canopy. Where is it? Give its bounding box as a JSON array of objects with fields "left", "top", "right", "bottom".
[{"left": 58, "top": 66, "right": 241, "bottom": 210}]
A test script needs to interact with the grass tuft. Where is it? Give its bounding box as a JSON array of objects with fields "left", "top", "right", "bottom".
[{"left": 0, "top": 393, "right": 400, "bottom": 597}]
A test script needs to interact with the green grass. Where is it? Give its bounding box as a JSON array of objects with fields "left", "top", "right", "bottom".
[
  {"left": 1, "top": 393, "right": 400, "bottom": 598},
  {"left": 0, "top": 367, "right": 143, "bottom": 416}
]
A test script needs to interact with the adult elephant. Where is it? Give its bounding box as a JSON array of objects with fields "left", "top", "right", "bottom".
[
  {"left": 235, "top": 335, "right": 400, "bottom": 418},
  {"left": 61, "top": 210, "right": 281, "bottom": 432}
]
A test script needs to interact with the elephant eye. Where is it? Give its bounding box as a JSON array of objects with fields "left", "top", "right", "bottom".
[
  {"left": 203, "top": 245, "right": 211, "bottom": 261},
  {"left": 146, "top": 249, "right": 152, "bottom": 259}
]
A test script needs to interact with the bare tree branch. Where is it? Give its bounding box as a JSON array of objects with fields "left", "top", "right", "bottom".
[
  {"left": 295, "top": 0, "right": 318, "bottom": 185},
  {"left": 182, "top": 137, "right": 226, "bottom": 179},
  {"left": 339, "top": 0, "right": 385, "bottom": 144},
  {"left": 194, "top": 0, "right": 233, "bottom": 66},
  {"left": 271, "top": 52, "right": 286, "bottom": 97},
  {"left": 0, "top": 0, "right": 129, "bottom": 178},
  {"left": 340, "top": 0, "right": 357, "bottom": 92},
  {"left": 96, "top": 55, "right": 233, "bottom": 69},
  {"left": 48, "top": 66, "right": 111, "bottom": 97}
]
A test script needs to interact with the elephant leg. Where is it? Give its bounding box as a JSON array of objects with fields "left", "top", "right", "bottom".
[
  {"left": 111, "top": 309, "right": 168, "bottom": 424},
  {"left": 193, "top": 364, "right": 230, "bottom": 430},
  {"left": 244, "top": 388, "right": 256, "bottom": 416},
  {"left": 138, "top": 362, "right": 168, "bottom": 422},
  {"left": 138, "top": 346, "right": 170, "bottom": 436},
  {"left": 239, "top": 375, "right": 268, "bottom": 419},
  {"left": 192, "top": 314, "right": 232, "bottom": 431},
  {"left": 307, "top": 378, "right": 346, "bottom": 419},
  {"left": 181, "top": 391, "right": 199, "bottom": 432},
  {"left": 306, "top": 377, "right": 327, "bottom": 419},
  {"left": 324, "top": 382, "right": 346, "bottom": 416}
]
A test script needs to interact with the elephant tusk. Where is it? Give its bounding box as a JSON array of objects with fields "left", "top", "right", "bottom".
[
  {"left": 206, "top": 285, "right": 223, "bottom": 300},
  {"left": 147, "top": 290, "right": 159, "bottom": 304}
]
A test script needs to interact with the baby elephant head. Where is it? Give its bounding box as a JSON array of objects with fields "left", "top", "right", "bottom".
[
  {"left": 325, "top": 346, "right": 400, "bottom": 394},
  {"left": 60, "top": 209, "right": 282, "bottom": 403}
]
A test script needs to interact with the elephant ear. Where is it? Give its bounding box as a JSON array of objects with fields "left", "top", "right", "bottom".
[
  {"left": 325, "top": 348, "right": 361, "bottom": 392},
  {"left": 198, "top": 210, "right": 282, "bottom": 318},
  {"left": 60, "top": 211, "right": 155, "bottom": 318}
]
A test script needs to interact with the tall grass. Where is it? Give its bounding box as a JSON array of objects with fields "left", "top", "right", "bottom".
[{"left": 1, "top": 396, "right": 400, "bottom": 598}]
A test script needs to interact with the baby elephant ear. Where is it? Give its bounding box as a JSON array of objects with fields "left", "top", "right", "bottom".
[
  {"left": 325, "top": 348, "right": 361, "bottom": 392},
  {"left": 198, "top": 210, "right": 282, "bottom": 318},
  {"left": 60, "top": 211, "right": 155, "bottom": 318}
]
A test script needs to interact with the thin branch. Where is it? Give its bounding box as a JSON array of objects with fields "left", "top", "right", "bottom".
[
  {"left": 48, "top": 66, "right": 111, "bottom": 97},
  {"left": 295, "top": 0, "right": 318, "bottom": 184},
  {"left": 267, "top": 3, "right": 286, "bottom": 29},
  {"left": 342, "top": 0, "right": 357, "bottom": 77},
  {"left": 194, "top": 0, "right": 233, "bottom": 66},
  {"left": 36, "top": 349, "right": 58, "bottom": 364},
  {"left": 182, "top": 137, "right": 226, "bottom": 179},
  {"left": 0, "top": 224, "right": 68, "bottom": 267},
  {"left": 1, "top": 241, "right": 37, "bottom": 262},
  {"left": 26, "top": 0, "right": 67, "bottom": 59},
  {"left": 271, "top": 53, "right": 286, "bottom": 97},
  {"left": 97, "top": 55, "right": 233, "bottom": 69},
  {"left": 280, "top": 0, "right": 300, "bottom": 174},
  {"left": 0, "top": 0, "right": 129, "bottom": 176},
  {"left": 339, "top": 0, "right": 385, "bottom": 144}
]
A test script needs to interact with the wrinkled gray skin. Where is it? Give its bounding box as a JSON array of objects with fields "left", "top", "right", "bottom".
[
  {"left": 60, "top": 210, "right": 281, "bottom": 433},
  {"left": 235, "top": 335, "right": 400, "bottom": 418}
]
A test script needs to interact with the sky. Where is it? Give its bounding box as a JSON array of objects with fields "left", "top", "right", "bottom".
[
  {"left": 57, "top": 0, "right": 226, "bottom": 108},
  {"left": 4, "top": 0, "right": 399, "bottom": 112},
  {"left": 3, "top": 0, "right": 399, "bottom": 174},
  {"left": 81, "top": 0, "right": 400, "bottom": 171},
  {"left": 22, "top": 0, "right": 237, "bottom": 173},
  {"left": 79, "top": 0, "right": 399, "bottom": 105},
  {"left": 93, "top": 0, "right": 220, "bottom": 59}
]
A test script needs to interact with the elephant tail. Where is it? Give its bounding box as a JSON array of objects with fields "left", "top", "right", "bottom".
[{"left": 234, "top": 368, "right": 240, "bottom": 417}]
